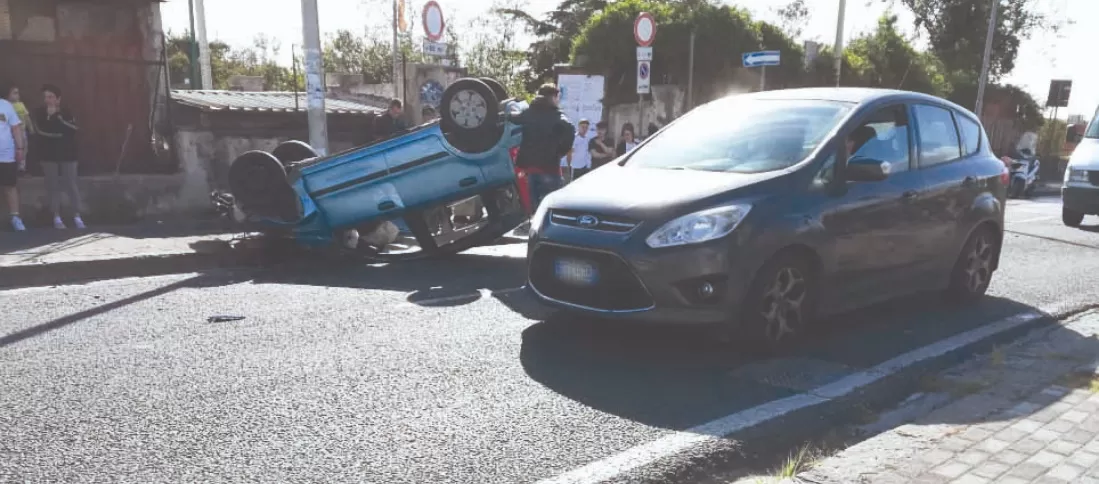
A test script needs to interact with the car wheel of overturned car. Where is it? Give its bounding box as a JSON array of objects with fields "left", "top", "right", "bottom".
[
  {"left": 736, "top": 251, "right": 818, "bottom": 353},
  {"left": 271, "top": 140, "right": 319, "bottom": 168},
  {"left": 945, "top": 224, "right": 999, "bottom": 303},
  {"left": 440, "top": 78, "right": 500, "bottom": 154},
  {"left": 479, "top": 77, "right": 509, "bottom": 102},
  {"left": 1063, "top": 207, "right": 1084, "bottom": 227},
  {"left": 227, "top": 150, "right": 302, "bottom": 222}
]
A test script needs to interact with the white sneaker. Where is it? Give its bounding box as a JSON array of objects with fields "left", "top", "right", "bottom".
[
  {"left": 53, "top": 216, "right": 66, "bottom": 229},
  {"left": 73, "top": 215, "right": 86, "bottom": 230},
  {"left": 11, "top": 216, "right": 25, "bottom": 231}
]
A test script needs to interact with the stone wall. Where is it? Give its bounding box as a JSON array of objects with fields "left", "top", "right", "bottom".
[{"left": 606, "top": 85, "right": 686, "bottom": 140}]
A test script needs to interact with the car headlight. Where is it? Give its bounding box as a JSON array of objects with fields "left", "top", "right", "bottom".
[
  {"left": 1067, "top": 169, "right": 1088, "bottom": 183},
  {"left": 529, "top": 196, "right": 553, "bottom": 233},
  {"left": 646, "top": 204, "right": 752, "bottom": 249}
]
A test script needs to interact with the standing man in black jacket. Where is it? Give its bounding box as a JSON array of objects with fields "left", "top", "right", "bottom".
[{"left": 511, "top": 83, "right": 575, "bottom": 211}]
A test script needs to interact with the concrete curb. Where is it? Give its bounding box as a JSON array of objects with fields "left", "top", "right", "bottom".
[
  {"left": 0, "top": 248, "right": 272, "bottom": 289},
  {"left": 562, "top": 310, "right": 1068, "bottom": 484}
]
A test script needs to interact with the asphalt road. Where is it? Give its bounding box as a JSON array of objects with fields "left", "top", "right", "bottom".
[{"left": 3, "top": 195, "right": 1099, "bottom": 484}]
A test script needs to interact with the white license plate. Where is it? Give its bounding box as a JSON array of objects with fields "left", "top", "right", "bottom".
[{"left": 554, "top": 258, "right": 598, "bottom": 286}]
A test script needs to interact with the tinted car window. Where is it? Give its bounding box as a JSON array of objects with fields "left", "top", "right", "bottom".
[
  {"left": 625, "top": 98, "right": 853, "bottom": 174},
  {"left": 850, "top": 106, "right": 911, "bottom": 173},
  {"left": 956, "top": 115, "right": 983, "bottom": 156},
  {"left": 914, "top": 104, "right": 961, "bottom": 167}
]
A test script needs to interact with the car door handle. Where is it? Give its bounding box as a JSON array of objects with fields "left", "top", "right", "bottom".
[
  {"left": 377, "top": 201, "right": 396, "bottom": 211},
  {"left": 962, "top": 176, "right": 977, "bottom": 187},
  {"left": 459, "top": 177, "right": 478, "bottom": 187},
  {"left": 901, "top": 190, "right": 918, "bottom": 201}
]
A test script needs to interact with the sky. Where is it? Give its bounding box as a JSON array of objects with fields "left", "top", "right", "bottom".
[{"left": 160, "top": 0, "right": 1099, "bottom": 120}]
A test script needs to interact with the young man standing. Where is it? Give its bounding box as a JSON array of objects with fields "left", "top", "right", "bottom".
[
  {"left": 566, "top": 119, "right": 593, "bottom": 179},
  {"left": 375, "top": 98, "right": 408, "bottom": 139},
  {"left": 0, "top": 87, "right": 25, "bottom": 231},
  {"left": 512, "top": 83, "right": 574, "bottom": 211},
  {"left": 589, "top": 121, "right": 615, "bottom": 170}
]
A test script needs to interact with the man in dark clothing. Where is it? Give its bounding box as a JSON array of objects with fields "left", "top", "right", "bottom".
[
  {"left": 511, "top": 83, "right": 575, "bottom": 211},
  {"left": 588, "top": 121, "right": 615, "bottom": 170},
  {"left": 375, "top": 98, "right": 408, "bottom": 139}
]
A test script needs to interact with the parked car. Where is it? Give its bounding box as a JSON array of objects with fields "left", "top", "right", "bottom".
[
  {"left": 1061, "top": 106, "right": 1099, "bottom": 227},
  {"left": 526, "top": 88, "right": 1008, "bottom": 349},
  {"left": 213, "top": 78, "right": 528, "bottom": 259}
]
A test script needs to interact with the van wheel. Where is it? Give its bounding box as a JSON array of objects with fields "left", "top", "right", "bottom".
[
  {"left": 1063, "top": 207, "right": 1084, "bottom": 227},
  {"left": 945, "top": 226, "right": 998, "bottom": 303},
  {"left": 440, "top": 78, "right": 501, "bottom": 154},
  {"left": 738, "top": 252, "right": 818, "bottom": 352}
]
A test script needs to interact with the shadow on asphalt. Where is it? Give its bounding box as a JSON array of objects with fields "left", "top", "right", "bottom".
[
  {"left": 519, "top": 294, "right": 1043, "bottom": 431},
  {"left": 0, "top": 272, "right": 249, "bottom": 348}
]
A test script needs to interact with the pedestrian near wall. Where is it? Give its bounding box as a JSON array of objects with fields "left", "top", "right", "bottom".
[
  {"left": 0, "top": 82, "right": 26, "bottom": 231},
  {"left": 511, "top": 83, "right": 575, "bottom": 211},
  {"left": 32, "top": 84, "right": 84, "bottom": 229}
]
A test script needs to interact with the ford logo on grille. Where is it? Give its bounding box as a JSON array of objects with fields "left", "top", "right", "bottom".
[{"left": 577, "top": 215, "right": 600, "bottom": 227}]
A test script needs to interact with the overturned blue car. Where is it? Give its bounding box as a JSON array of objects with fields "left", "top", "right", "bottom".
[{"left": 213, "top": 78, "right": 529, "bottom": 260}]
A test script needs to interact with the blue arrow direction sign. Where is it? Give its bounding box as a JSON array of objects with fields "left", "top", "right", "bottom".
[{"left": 742, "top": 50, "right": 781, "bottom": 68}]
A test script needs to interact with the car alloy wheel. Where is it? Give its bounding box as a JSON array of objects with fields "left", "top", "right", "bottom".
[
  {"left": 449, "top": 89, "right": 488, "bottom": 129},
  {"left": 759, "top": 266, "right": 807, "bottom": 343},
  {"left": 962, "top": 231, "right": 995, "bottom": 293}
]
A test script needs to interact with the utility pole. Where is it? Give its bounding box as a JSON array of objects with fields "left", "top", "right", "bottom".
[
  {"left": 392, "top": 0, "right": 402, "bottom": 102},
  {"left": 194, "top": 0, "right": 212, "bottom": 89},
  {"left": 187, "top": 0, "right": 199, "bottom": 89},
  {"left": 832, "top": 0, "right": 847, "bottom": 86},
  {"left": 301, "top": 0, "right": 329, "bottom": 155},
  {"left": 974, "top": 0, "right": 999, "bottom": 117},
  {"left": 687, "top": 30, "right": 695, "bottom": 110}
]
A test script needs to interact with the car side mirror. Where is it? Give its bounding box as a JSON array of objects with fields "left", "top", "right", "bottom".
[{"left": 846, "top": 156, "right": 891, "bottom": 182}]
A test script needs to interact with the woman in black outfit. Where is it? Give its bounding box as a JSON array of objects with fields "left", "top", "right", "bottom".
[
  {"left": 616, "top": 123, "right": 638, "bottom": 156},
  {"left": 33, "top": 84, "right": 83, "bottom": 229}
]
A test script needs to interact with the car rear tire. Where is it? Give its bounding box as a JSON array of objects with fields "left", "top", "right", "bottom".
[
  {"left": 272, "top": 140, "right": 319, "bottom": 167},
  {"left": 440, "top": 78, "right": 501, "bottom": 154},
  {"left": 738, "top": 252, "right": 818, "bottom": 352},
  {"left": 479, "top": 77, "right": 509, "bottom": 102},
  {"left": 945, "top": 225, "right": 999, "bottom": 303},
  {"left": 1063, "top": 207, "right": 1084, "bottom": 227},
  {"left": 227, "top": 150, "right": 301, "bottom": 222}
]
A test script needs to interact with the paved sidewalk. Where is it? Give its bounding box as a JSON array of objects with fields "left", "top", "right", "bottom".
[{"left": 794, "top": 311, "right": 1099, "bottom": 484}]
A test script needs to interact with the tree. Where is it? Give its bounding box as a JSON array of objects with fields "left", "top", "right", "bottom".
[
  {"left": 774, "top": 0, "right": 809, "bottom": 40},
  {"left": 842, "top": 15, "right": 950, "bottom": 96},
  {"left": 890, "top": 0, "right": 1057, "bottom": 82},
  {"left": 323, "top": 30, "right": 394, "bottom": 84},
  {"left": 497, "top": 0, "right": 608, "bottom": 91},
  {"left": 461, "top": 1, "right": 530, "bottom": 98},
  {"left": 165, "top": 31, "right": 300, "bottom": 91}
]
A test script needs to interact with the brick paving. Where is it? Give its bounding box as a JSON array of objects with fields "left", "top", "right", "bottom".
[{"left": 794, "top": 311, "right": 1099, "bottom": 484}]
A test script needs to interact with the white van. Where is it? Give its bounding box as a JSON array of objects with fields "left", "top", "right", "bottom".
[{"left": 1062, "top": 111, "right": 1099, "bottom": 226}]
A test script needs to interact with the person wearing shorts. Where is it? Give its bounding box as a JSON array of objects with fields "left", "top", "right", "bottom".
[{"left": 0, "top": 83, "right": 26, "bottom": 231}]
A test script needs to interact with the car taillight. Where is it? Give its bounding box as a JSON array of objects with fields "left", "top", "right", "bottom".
[
  {"left": 509, "top": 146, "right": 519, "bottom": 164},
  {"left": 1000, "top": 166, "right": 1009, "bottom": 186}
]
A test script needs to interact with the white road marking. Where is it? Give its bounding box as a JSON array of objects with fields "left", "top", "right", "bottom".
[{"left": 536, "top": 310, "right": 1046, "bottom": 484}]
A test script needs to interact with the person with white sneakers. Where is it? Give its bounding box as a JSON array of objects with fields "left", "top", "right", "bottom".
[
  {"left": 0, "top": 82, "right": 26, "bottom": 231},
  {"left": 32, "top": 84, "right": 84, "bottom": 229}
]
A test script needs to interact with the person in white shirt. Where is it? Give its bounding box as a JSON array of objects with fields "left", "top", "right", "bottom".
[
  {"left": 562, "top": 119, "right": 592, "bottom": 180},
  {"left": 0, "top": 84, "right": 26, "bottom": 231}
]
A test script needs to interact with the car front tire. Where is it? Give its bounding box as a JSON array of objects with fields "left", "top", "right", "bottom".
[
  {"left": 440, "top": 78, "right": 501, "bottom": 154},
  {"left": 1063, "top": 207, "right": 1084, "bottom": 227},
  {"left": 737, "top": 252, "right": 818, "bottom": 353}
]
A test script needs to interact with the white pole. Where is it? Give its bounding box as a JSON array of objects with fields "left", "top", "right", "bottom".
[
  {"left": 301, "top": 0, "right": 329, "bottom": 155},
  {"left": 974, "top": 0, "right": 999, "bottom": 117},
  {"left": 194, "top": 0, "right": 212, "bottom": 89},
  {"left": 833, "top": 0, "right": 847, "bottom": 86},
  {"left": 392, "top": 0, "right": 402, "bottom": 102},
  {"left": 687, "top": 30, "right": 695, "bottom": 110}
]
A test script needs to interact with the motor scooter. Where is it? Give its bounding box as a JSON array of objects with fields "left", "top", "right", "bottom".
[{"left": 1003, "top": 147, "right": 1040, "bottom": 198}]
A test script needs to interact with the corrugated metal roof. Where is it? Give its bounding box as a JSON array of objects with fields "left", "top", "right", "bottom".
[{"left": 170, "top": 90, "right": 385, "bottom": 114}]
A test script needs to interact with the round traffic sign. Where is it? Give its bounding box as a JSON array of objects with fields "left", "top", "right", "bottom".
[
  {"left": 638, "top": 62, "right": 650, "bottom": 80},
  {"left": 634, "top": 12, "right": 656, "bottom": 47},
  {"left": 423, "top": 1, "right": 446, "bottom": 42}
]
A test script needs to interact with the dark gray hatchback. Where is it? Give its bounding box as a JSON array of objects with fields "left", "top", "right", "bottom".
[{"left": 526, "top": 88, "right": 1008, "bottom": 347}]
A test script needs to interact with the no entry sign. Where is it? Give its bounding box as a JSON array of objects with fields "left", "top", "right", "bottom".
[
  {"left": 634, "top": 12, "right": 656, "bottom": 47},
  {"left": 422, "top": 1, "right": 446, "bottom": 42}
]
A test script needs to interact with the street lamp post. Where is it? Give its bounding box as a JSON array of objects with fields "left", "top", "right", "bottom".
[
  {"left": 301, "top": 0, "right": 329, "bottom": 156},
  {"left": 833, "top": 0, "right": 847, "bottom": 86},
  {"left": 975, "top": 0, "right": 999, "bottom": 118}
]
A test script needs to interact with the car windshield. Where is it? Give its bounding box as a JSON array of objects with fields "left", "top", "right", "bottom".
[
  {"left": 1086, "top": 115, "right": 1099, "bottom": 139},
  {"left": 625, "top": 98, "right": 854, "bottom": 173}
]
